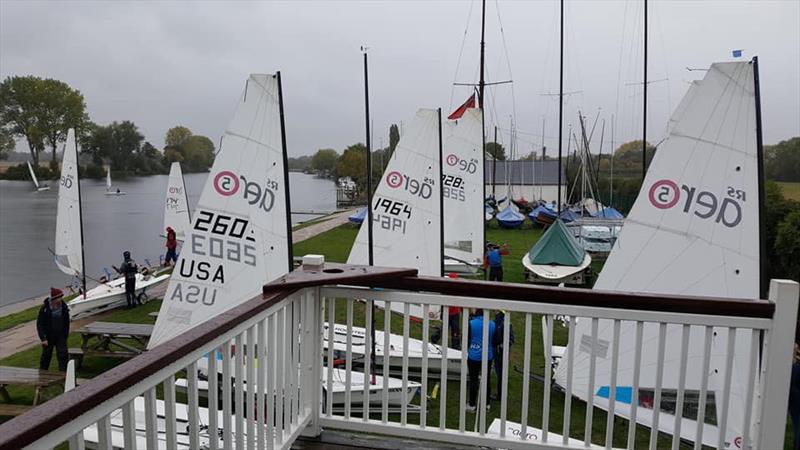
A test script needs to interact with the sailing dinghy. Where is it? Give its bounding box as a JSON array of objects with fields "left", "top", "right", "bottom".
[
  {"left": 522, "top": 218, "right": 591, "bottom": 285},
  {"left": 55, "top": 129, "right": 168, "bottom": 318},
  {"left": 163, "top": 161, "right": 192, "bottom": 240},
  {"left": 26, "top": 161, "right": 49, "bottom": 191},
  {"left": 104, "top": 166, "right": 126, "bottom": 195},
  {"left": 554, "top": 60, "right": 764, "bottom": 448}
]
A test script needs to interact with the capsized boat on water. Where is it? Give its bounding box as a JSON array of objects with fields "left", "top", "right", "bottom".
[
  {"left": 26, "top": 161, "right": 49, "bottom": 191},
  {"left": 522, "top": 219, "right": 590, "bottom": 285}
]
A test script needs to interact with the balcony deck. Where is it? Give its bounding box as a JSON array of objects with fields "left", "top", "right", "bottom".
[{"left": 0, "top": 259, "right": 796, "bottom": 450}]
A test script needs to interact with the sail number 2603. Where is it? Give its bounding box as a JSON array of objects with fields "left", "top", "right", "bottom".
[{"left": 191, "top": 210, "right": 256, "bottom": 266}]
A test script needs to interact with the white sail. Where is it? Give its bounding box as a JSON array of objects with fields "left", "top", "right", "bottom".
[
  {"left": 54, "top": 129, "right": 83, "bottom": 277},
  {"left": 149, "top": 74, "right": 290, "bottom": 348},
  {"left": 555, "top": 62, "right": 760, "bottom": 448},
  {"left": 163, "top": 162, "right": 192, "bottom": 240},
  {"left": 27, "top": 161, "right": 40, "bottom": 189},
  {"left": 106, "top": 166, "right": 112, "bottom": 190},
  {"left": 442, "top": 108, "right": 483, "bottom": 267},
  {"left": 347, "top": 109, "right": 442, "bottom": 319}
]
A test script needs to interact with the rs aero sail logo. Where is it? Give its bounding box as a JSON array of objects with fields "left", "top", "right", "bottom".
[
  {"left": 648, "top": 179, "right": 746, "bottom": 228},
  {"left": 385, "top": 170, "right": 433, "bottom": 199},
  {"left": 213, "top": 170, "right": 278, "bottom": 212}
]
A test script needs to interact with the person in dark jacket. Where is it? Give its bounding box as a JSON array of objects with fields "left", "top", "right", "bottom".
[
  {"left": 37, "top": 288, "right": 70, "bottom": 371},
  {"left": 467, "top": 309, "right": 496, "bottom": 411},
  {"left": 114, "top": 251, "right": 139, "bottom": 308},
  {"left": 164, "top": 227, "right": 178, "bottom": 267},
  {"left": 491, "top": 310, "right": 515, "bottom": 400}
]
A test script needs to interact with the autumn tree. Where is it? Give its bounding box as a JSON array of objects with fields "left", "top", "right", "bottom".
[{"left": 310, "top": 148, "right": 338, "bottom": 174}]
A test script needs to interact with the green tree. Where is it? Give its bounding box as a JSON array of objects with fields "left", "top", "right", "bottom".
[
  {"left": 485, "top": 141, "right": 506, "bottom": 161},
  {"left": 165, "top": 126, "right": 193, "bottom": 148},
  {"left": 310, "top": 148, "right": 338, "bottom": 174},
  {"left": 774, "top": 210, "right": 800, "bottom": 280},
  {"left": 335, "top": 144, "right": 367, "bottom": 187},
  {"left": 182, "top": 135, "right": 215, "bottom": 172},
  {"left": 0, "top": 76, "right": 88, "bottom": 166},
  {"left": 83, "top": 121, "right": 145, "bottom": 171},
  {"left": 0, "top": 128, "right": 14, "bottom": 160},
  {"left": 764, "top": 137, "right": 800, "bottom": 182}
]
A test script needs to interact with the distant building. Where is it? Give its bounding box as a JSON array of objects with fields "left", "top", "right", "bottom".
[{"left": 484, "top": 159, "right": 566, "bottom": 205}]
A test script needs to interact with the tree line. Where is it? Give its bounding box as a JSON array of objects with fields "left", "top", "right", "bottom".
[{"left": 0, "top": 75, "right": 215, "bottom": 180}]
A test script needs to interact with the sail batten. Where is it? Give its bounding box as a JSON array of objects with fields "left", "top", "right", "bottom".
[
  {"left": 555, "top": 61, "right": 760, "bottom": 448},
  {"left": 149, "top": 74, "right": 290, "bottom": 349},
  {"left": 54, "top": 129, "right": 83, "bottom": 278}
]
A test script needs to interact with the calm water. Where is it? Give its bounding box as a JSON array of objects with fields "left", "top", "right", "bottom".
[{"left": 0, "top": 172, "right": 336, "bottom": 306}]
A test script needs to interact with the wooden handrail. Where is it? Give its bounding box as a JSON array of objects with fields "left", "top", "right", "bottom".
[{"left": 264, "top": 263, "right": 774, "bottom": 319}]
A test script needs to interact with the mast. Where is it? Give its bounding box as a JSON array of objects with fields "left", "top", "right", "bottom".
[
  {"left": 557, "top": 0, "right": 564, "bottom": 215},
  {"left": 438, "top": 108, "right": 445, "bottom": 277},
  {"left": 610, "top": 114, "right": 615, "bottom": 207},
  {"left": 642, "top": 0, "right": 648, "bottom": 181},
  {"left": 276, "top": 72, "right": 294, "bottom": 273},
  {"left": 76, "top": 135, "right": 87, "bottom": 298},
  {"left": 363, "top": 48, "right": 377, "bottom": 384},
  {"left": 492, "top": 126, "right": 497, "bottom": 196},
  {"left": 540, "top": 117, "right": 545, "bottom": 201},
  {"left": 480, "top": 0, "right": 487, "bottom": 277},
  {"left": 753, "top": 56, "right": 767, "bottom": 299},
  {"left": 364, "top": 50, "right": 374, "bottom": 266}
]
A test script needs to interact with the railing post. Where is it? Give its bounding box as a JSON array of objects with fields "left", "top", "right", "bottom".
[
  {"left": 756, "top": 279, "right": 799, "bottom": 450},
  {"left": 301, "top": 286, "right": 324, "bottom": 437}
]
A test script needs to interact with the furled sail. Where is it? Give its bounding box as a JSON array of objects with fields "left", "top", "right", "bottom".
[
  {"left": 163, "top": 162, "right": 192, "bottom": 240},
  {"left": 54, "top": 128, "right": 83, "bottom": 277},
  {"left": 27, "top": 161, "right": 40, "bottom": 189},
  {"left": 442, "top": 108, "right": 483, "bottom": 267},
  {"left": 347, "top": 109, "right": 441, "bottom": 319},
  {"left": 149, "top": 74, "right": 290, "bottom": 348},
  {"left": 555, "top": 61, "right": 761, "bottom": 448}
]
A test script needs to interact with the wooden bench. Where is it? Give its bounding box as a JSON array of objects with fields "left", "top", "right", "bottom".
[
  {"left": 68, "top": 348, "right": 84, "bottom": 369},
  {"left": 0, "top": 403, "right": 32, "bottom": 417}
]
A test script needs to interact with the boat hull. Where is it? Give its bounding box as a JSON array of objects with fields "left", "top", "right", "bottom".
[
  {"left": 67, "top": 272, "right": 170, "bottom": 318},
  {"left": 522, "top": 252, "right": 591, "bottom": 285}
]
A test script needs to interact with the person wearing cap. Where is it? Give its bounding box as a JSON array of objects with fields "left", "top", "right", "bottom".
[
  {"left": 114, "top": 251, "right": 139, "bottom": 308},
  {"left": 164, "top": 226, "right": 178, "bottom": 267},
  {"left": 37, "top": 288, "right": 70, "bottom": 371}
]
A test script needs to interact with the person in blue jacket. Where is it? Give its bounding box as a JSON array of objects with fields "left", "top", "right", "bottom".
[
  {"left": 37, "top": 288, "right": 70, "bottom": 371},
  {"left": 485, "top": 244, "right": 503, "bottom": 281},
  {"left": 467, "top": 309, "right": 496, "bottom": 411}
]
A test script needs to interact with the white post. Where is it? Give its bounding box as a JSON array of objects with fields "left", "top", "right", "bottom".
[
  {"left": 756, "top": 279, "right": 799, "bottom": 450},
  {"left": 301, "top": 286, "right": 324, "bottom": 438}
]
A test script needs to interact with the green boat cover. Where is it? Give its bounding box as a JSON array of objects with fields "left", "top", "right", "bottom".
[{"left": 528, "top": 219, "right": 585, "bottom": 266}]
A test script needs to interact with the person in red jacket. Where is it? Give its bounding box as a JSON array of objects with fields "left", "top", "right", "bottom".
[{"left": 164, "top": 227, "right": 178, "bottom": 267}]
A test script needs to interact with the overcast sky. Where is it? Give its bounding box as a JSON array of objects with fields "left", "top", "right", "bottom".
[{"left": 2, "top": 0, "right": 798, "bottom": 158}]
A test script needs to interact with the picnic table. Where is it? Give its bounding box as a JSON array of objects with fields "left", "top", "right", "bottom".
[
  {"left": 72, "top": 321, "right": 154, "bottom": 368},
  {"left": 0, "top": 366, "right": 66, "bottom": 415}
]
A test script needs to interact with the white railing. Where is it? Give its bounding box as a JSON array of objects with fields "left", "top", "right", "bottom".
[{"left": 1, "top": 265, "right": 796, "bottom": 450}]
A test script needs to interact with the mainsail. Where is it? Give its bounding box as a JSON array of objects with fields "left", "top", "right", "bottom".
[
  {"left": 347, "top": 108, "right": 442, "bottom": 319},
  {"left": 27, "top": 161, "right": 40, "bottom": 189},
  {"left": 149, "top": 74, "right": 291, "bottom": 348},
  {"left": 442, "top": 108, "right": 483, "bottom": 267},
  {"left": 54, "top": 128, "right": 83, "bottom": 277},
  {"left": 554, "top": 61, "right": 761, "bottom": 448},
  {"left": 163, "top": 162, "right": 192, "bottom": 240}
]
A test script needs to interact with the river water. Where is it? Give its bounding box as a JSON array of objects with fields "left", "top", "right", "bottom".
[{"left": 0, "top": 172, "right": 336, "bottom": 306}]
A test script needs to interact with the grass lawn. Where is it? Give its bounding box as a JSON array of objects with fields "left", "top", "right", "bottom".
[{"left": 777, "top": 181, "right": 800, "bottom": 202}]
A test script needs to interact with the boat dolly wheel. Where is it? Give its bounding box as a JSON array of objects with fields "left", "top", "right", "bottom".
[{"left": 137, "top": 292, "right": 149, "bottom": 305}]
